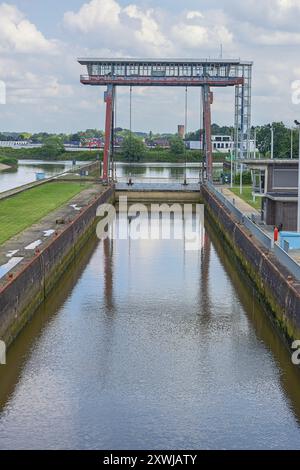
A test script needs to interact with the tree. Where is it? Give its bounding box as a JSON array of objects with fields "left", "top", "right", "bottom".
[
  {"left": 121, "top": 134, "right": 146, "bottom": 162},
  {"left": 256, "top": 122, "right": 290, "bottom": 158},
  {"left": 40, "top": 136, "right": 65, "bottom": 160},
  {"left": 19, "top": 132, "right": 32, "bottom": 141},
  {"left": 169, "top": 135, "right": 185, "bottom": 155}
]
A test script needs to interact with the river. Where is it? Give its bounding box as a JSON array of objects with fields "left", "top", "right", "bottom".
[
  {"left": 0, "top": 160, "right": 222, "bottom": 193},
  {"left": 0, "top": 208, "right": 300, "bottom": 450}
]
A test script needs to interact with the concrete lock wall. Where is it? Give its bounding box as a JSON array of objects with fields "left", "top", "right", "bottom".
[
  {"left": 201, "top": 185, "right": 300, "bottom": 342},
  {"left": 0, "top": 186, "right": 114, "bottom": 348}
]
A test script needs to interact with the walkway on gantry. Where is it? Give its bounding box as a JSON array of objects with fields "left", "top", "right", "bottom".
[{"left": 115, "top": 182, "right": 201, "bottom": 192}]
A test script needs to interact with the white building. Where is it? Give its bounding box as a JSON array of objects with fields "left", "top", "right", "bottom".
[{"left": 188, "top": 135, "right": 256, "bottom": 153}]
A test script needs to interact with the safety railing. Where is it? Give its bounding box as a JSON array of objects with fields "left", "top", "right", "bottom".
[
  {"left": 206, "top": 182, "right": 273, "bottom": 250},
  {"left": 274, "top": 244, "right": 300, "bottom": 281},
  {"left": 205, "top": 182, "right": 300, "bottom": 280}
]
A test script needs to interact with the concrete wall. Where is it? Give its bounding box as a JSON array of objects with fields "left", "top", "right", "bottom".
[
  {"left": 0, "top": 185, "right": 114, "bottom": 347},
  {"left": 265, "top": 198, "right": 297, "bottom": 230},
  {"left": 116, "top": 190, "right": 201, "bottom": 203},
  {"left": 202, "top": 185, "right": 300, "bottom": 342}
]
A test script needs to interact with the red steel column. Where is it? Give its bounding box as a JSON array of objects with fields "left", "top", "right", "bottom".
[
  {"left": 103, "top": 85, "right": 115, "bottom": 181},
  {"left": 203, "top": 85, "right": 213, "bottom": 181}
]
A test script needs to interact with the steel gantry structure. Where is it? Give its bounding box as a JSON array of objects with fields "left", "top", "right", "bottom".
[{"left": 78, "top": 58, "right": 253, "bottom": 182}]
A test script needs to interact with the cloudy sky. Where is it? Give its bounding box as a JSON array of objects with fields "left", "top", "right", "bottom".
[{"left": 0, "top": 0, "right": 299, "bottom": 133}]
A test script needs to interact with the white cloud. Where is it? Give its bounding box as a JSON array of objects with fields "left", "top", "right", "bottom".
[
  {"left": 0, "top": 3, "right": 58, "bottom": 54},
  {"left": 186, "top": 11, "right": 203, "bottom": 20},
  {"left": 123, "top": 5, "right": 171, "bottom": 51},
  {"left": 2, "top": 0, "right": 300, "bottom": 132},
  {"left": 173, "top": 10, "right": 233, "bottom": 48},
  {"left": 64, "top": 0, "right": 172, "bottom": 55},
  {"left": 254, "top": 29, "right": 300, "bottom": 46},
  {"left": 64, "top": 0, "right": 121, "bottom": 33}
]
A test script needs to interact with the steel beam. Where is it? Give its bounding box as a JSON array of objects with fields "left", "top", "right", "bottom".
[
  {"left": 81, "top": 75, "right": 244, "bottom": 88},
  {"left": 103, "top": 85, "right": 115, "bottom": 181}
]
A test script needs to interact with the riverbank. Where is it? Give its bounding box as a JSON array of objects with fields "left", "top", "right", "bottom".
[
  {"left": 0, "top": 181, "right": 92, "bottom": 245},
  {"left": 0, "top": 163, "right": 10, "bottom": 172},
  {"left": 0, "top": 146, "right": 226, "bottom": 164},
  {"left": 0, "top": 156, "right": 18, "bottom": 171}
]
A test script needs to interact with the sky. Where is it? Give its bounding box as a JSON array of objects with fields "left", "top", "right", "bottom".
[{"left": 0, "top": 0, "right": 300, "bottom": 133}]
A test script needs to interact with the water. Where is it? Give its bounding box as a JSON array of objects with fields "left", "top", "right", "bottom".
[
  {"left": 0, "top": 211, "right": 300, "bottom": 450},
  {"left": 0, "top": 161, "right": 222, "bottom": 193},
  {"left": 0, "top": 160, "right": 86, "bottom": 193}
]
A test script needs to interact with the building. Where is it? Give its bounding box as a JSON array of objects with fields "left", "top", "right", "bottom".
[
  {"left": 149, "top": 138, "right": 170, "bottom": 148},
  {"left": 188, "top": 135, "right": 256, "bottom": 153},
  {"left": 243, "top": 159, "right": 299, "bottom": 230},
  {"left": 178, "top": 125, "right": 185, "bottom": 138}
]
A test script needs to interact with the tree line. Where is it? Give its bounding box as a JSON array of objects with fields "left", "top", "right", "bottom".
[{"left": 0, "top": 122, "right": 299, "bottom": 161}]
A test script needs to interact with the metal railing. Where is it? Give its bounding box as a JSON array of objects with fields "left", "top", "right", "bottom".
[
  {"left": 274, "top": 244, "right": 300, "bottom": 281},
  {"left": 206, "top": 182, "right": 273, "bottom": 250},
  {"left": 206, "top": 182, "right": 300, "bottom": 280}
]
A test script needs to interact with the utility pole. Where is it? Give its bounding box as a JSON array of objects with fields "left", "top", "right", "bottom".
[
  {"left": 270, "top": 126, "right": 274, "bottom": 159},
  {"left": 230, "top": 150, "right": 233, "bottom": 188},
  {"left": 295, "top": 120, "right": 300, "bottom": 232}
]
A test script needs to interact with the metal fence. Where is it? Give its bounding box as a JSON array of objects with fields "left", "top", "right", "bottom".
[
  {"left": 206, "top": 182, "right": 300, "bottom": 280},
  {"left": 206, "top": 182, "right": 273, "bottom": 250},
  {"left": 274, "top": 244, "right": 300, "bottom": 281}
]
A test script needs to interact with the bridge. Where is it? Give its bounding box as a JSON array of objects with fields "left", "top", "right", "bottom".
[{"left": 78, "top": 58, "right": 253, "bottom": 183}]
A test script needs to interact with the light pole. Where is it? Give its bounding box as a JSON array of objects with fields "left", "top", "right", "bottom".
[
  {"left": 270, "top": 125, "right": 274, "bottom": 159},
  {"left": 253, "top": 127, "right": 257, "bottom": 159},
  {"left": 295, "top": 120, "right": 300, "bottom": 232},
  {"left": 230, "top": 150, "right": 233, "bottom": 188},
  {"left": 291, "top": 127, "right": 294, "bottom": 159}
]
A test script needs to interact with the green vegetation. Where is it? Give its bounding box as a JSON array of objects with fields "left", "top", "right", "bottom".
[
  {"left": 39, "top": 136, "right": 65, "bottom": 160},
  {"left": 229, "top": 186, "right": 262, "bottom": 210},
  {"left": 0, "top": 182, "right": 90, "bottom": 245},
  {"left": 0, "top": 145, "right": 226, "bottom": 164},
  {"left": 233, "top": 171, "right": 252, "bottom": 185},
  {"left": 256, "top": 122, "right": 297, "bottom": 158},
  {"left": 121, "top": 134, "right": 146, "bottom": 162},
  {"left": 0, "top": 155, "right": 18, "bottom": 167},
  {"left": 169, "top": 135, "right": 185, "bottom": 155},
  {"left": 0, "top": 146, "right": 100, "bottom": 162}
]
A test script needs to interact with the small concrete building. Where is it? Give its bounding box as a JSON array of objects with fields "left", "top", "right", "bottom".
[{"left": 243, "top": 159, "right": 299, "bottom": 230}]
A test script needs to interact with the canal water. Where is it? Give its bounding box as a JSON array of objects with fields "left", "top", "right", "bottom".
[
  {"left": 0, "top": 161, "right": 222, "bottom": 193},
  {"left": 0, "top": 210, "right": 300, "bottom": 450}
]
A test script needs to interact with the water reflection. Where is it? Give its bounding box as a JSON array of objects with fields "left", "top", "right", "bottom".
[
  {"left": 0, "top": 214, "right": 300, "bottom": 449},
  {"left": 0, "top": 160, "right": 85, "bottom": 193},
  {"left": 0, "top": 161, "right": 222, "bottom": 193}
]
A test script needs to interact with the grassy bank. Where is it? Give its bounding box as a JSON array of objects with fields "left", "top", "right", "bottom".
[
  {"left": 0, "top": 155, "right": 18, "bottom": 168},
  {"left": 228, "top": 186, "right": 262, "bottom": 210},
  {"left": 0, "top": 146, "right": 226, "bottom": 164},
  {"left": 0, "top": 181, "right": 90, "bottom": 245}
]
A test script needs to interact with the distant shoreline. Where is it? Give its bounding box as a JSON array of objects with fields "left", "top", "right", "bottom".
[{"left": 0, "top": 163, "right": 11, "bottom": 172}]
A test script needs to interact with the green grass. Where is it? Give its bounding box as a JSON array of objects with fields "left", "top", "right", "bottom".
[
  {"left": 0, "top": 182, "right": 89, "bottom": 245},
  {"left": 229, "top": 186, "right": 262, "bottom": 210}
]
